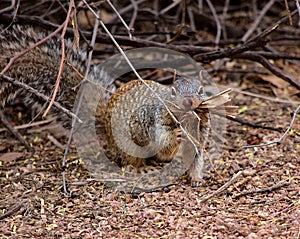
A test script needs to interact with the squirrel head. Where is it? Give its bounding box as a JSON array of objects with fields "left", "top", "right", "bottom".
[{"left": 170, "top": 74, "right": 205, "bottom": 111}]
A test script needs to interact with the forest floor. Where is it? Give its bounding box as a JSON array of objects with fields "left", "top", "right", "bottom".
[
  {"left": 0, "top": 1, "right": 300, "bottom": 238},
  {"left": 1, "top": 77, "right": 299, "bottom": 238}
]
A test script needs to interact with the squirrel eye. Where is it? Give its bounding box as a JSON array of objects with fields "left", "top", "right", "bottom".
[
  {"left": 171, "top": 87, "right": 177, "bottom": 96},
  {"left": 198, "top": 86, "right": 204, "bottom": 96}
]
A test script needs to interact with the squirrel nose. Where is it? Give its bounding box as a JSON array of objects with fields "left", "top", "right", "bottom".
[{"left": 182, "top": 97, "right": 193, "bottom": 110}]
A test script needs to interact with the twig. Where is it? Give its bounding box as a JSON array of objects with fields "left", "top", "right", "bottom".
[
  {"left": 251, "top": 51, "right": 300, "bottom": 60},
  {"left": 1, "top": 75, "right": 81, "bottom": 121},
  {"left": 0, "top": 117, "right": 55, "bottom": 133},
  {"left": 232, "top": 181, "right": 290, "bottom": 199},
  {"left": 194, "top": 10, "right": 298, "bottom": 63},
  {"left": 242, "top": 0, "right": 277, "bottom": 42},
  {"left": 205, "top": 0, "right": 221, "bottom": 46},
  {"left": 128, "top": 0, "right": 138, "bottom": 31},
  {"left": 0, "top": 202, "right": 24, "bottom": 220},
  {"left": 226, "top": 115, "right": 282, "bottom": 132},
  {"left": 296, "top": 0, "right": 300, "bottom": 26},
  {"left": 284, "top": 0, "right": 293, "bottom": 26},
  {"left": 243, "top": 104, "right": 300, "bottom": 148},
  {"left": 0, "top": 0, "right": 16, "bottom": 14},
  {"left": 61, "top": 6, "right": 100, "bottom": 195},
  {"left": 246, "top": 9, "right": 298, "bottom": 43},
  {"left": 42, "top": 0, "right": 73, "bottom": 118},
  {"left": 199, "top": 171, "right": 243, "bottom": 203},
  {"left": 0, "top": 0, "right": 20, "bottom": 30},
  {"left": 229, "top": 87, "right": 300, "bottom": 105},
  {"left": 221, "top": 0, "right": 230, "bottom": 40},
  {"left": 159, "top": 0, "right": 181, "bottom": 15},
  {"left": 0, "top": 109, "right": 34, "bottom": 152},
  {"left": 0, "top": 23, "right": 64, "bottom": 76},
  {"left": 198, "top": 0, "right": 203, "bottom": 13},
  {"left": 106, "top": 0, "right": 148, "bottom": 24},
  {"left": 166, "top": 0, "right": 187, "bottom": 44},
  {"left": 235, "top": 52, "right": 300, "bottom": 90},
  {"left": 0, "top": 9, "right": 298, "bottom": 60},
  {"left": 106, "top": 0, "right": 133, "bottom": 38},
  {"left": 193, "top": 39, "right": 268, "bottom": 62},
  {"left": 47, "top": 135, "right": 65, "bottom": 150},
  {"left": 0, "top": 13, "right": 211, "bottom": 54}
]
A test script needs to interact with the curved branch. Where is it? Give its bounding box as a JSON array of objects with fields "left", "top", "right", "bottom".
[{"left": 234, "top": 52, "right": 300, "bottom": 90}]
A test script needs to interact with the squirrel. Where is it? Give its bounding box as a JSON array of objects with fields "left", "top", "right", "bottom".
[
  {"left": 0, "top": 25, "right": 210, "bottom": 187},
  {"left": 104, "top": 76, "right": 210, "bottom": 186}
]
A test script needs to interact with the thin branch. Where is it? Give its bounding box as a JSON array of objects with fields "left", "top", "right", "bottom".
[
  {"left": 193, "top": 39, "right": 268, "bottom": 62},
  {"left": 227, "top": 115, "right": 282, "bottom": 132},
  {"left": 159, "top": 0, "right": 181, "bottom": 15},
  {"left": 221, "top": 0, "right": 230, "bottom": 40},
  {"left": 242, "top": 0, "right": 277, "bottom": 42},
  {"left": 106, "top": 0, "right": 133, "bottom": 38},
  {"left": 229, "top": 87, "right": 300, "bottom": 105},
  {"left": 0, "top": 9, "right": 298, "bottom": 60},
  {"left": 129, "top": 0, "right": 138, "bottom": 30},
  {"left": 42, "top": 0, "right": 73, "bottom": 118},
  {"left": 243, "top": 104, "right": 300, "bottom": 148},
  {"left": 0, "top": 117, "right": 55, "bottom": 133},
  {"left": 251, "top": 51, "right": 300, "bottom": 60},
  {"left": 106, "top": 0, "right": 148, "bottom": 24},
  {"left": 296, "top": 0, "right": 300, "bottom": 26},
  {"left": 233, "top": 181, "right": 290, "bottom": 199},
  {"left": 0, "top": 202, "right": 25, "bottom": 220},
  {"left": 61, "top": 6, "right": 100, "bottom": 195},
  {"left": 0, "top": 0, "right": 20, "bottom": 30},
  {"left": 0, "top": 23, "right": 64, "bottom": 76},
  {"left": 284, "top": 0, "right": 293, "bottom": 25},
  {"left": 0, "top": 0, "right": 16, "bottom": 14},
  {"left": 246, "top": 9, "right": 298, "bottom": 43},
  {"left": 199, "top": 171, "right": 244, "bottom": 203},
  {"left": 1, "top": 75, "right": 81, "bottom": 121},
  {"left": 0, "top": 13, "right": 211, "bottom": 54},
  {"left": 234, "top": 52, "right": 300, "bottom": 90},
  {"left": 166, "top": 0, "right": 187, "bottom": 44},
  {"left": 205, "top": 0, "right": 221, "bottom": 46},
  {"left": 0, "top": 109, "right": 34, "bottom": 152}
]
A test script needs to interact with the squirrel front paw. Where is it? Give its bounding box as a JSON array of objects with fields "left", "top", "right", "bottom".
[
  {"left": 190, "top": 177, "right": 205, "bottom": 187},
  {"left": 189, "top": 152, "right": 205, "bottom": 187}
]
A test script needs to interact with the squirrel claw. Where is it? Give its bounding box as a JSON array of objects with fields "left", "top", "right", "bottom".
[{"left": 191, "top": 179, "right": 205, "bottom": 187}]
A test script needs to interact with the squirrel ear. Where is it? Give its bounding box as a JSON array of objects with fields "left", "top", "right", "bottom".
[
  {"left": 172, "top": 70, "right": 178, "bottom": 83},
  {"left": 172, "top": 69, "right": 184, "bottom": 83},
  {"left": 198, "top": 70, "right": 204, "bottom": 82},
  {"left": 171, "top": 86, "right": 177, "bottom": 96}
]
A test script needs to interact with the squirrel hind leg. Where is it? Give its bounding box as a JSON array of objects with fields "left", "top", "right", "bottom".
[{"left": 189, "top": 150, "right": 205, "bottom": 187}]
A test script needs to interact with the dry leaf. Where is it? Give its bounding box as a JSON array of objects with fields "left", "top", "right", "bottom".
[{"left": 0, "top": 152, "right": 24, "bottom": 162}]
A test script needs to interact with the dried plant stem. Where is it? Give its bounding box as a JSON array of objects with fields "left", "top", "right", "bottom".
[
  {"left": 205, "top": 0, "right": 221, "bottom": 46},
  {"left": 43, "top": 0, "right": 73, "bottom": 118},
  {"left": 284, "top": 0, "right": 293, "bottom": 25},
  {"left": 0, "top": 24, "right": 64, "bottom": 76},
  {"left": 242, "top": 0, "right": 276, "bottom": 42},
  {"left": 199, "top": 171, "right": 243, "bottom": 203},
  {"left": 106, "top": 0, "right": 133, "bottom": 38},
  {"left": 61, "top": 7, "right": 100, "bottom": 195},
  {"left": 0, "top": 109, "right": 34, "bottom": 152},
  {"left": 0, "top": 117, "right": 55, "bottom": 133},
  {"left": 1, "top": 75, "right": 80, "bottom": 121},
  {"left": 233, "top": 181, "right": 290, "bottom": 199},
  {"left": 243, "top": 104, "right": 300, "bottom": 148}
]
